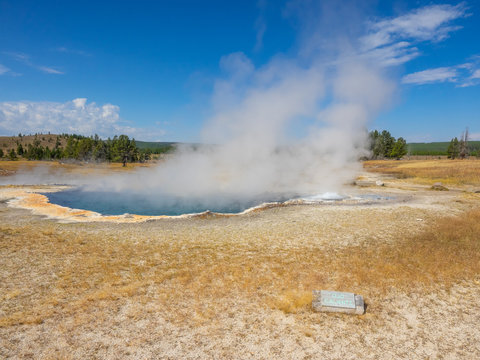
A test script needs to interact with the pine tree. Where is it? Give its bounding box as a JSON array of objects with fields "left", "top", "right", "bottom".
[
  {"left": 381, "top": 130, "right": 395, "bottom": 158},
  {"left": 17, "top": 143, "right": 24, "bottom": 156},
  {"left": 447, "top": 137, "right": 460, "bottom": 159},
  {"left": 369, "top": 130, "right": 382, "bottom": 158},
  {"left": 8, "top": 149, "right": 17, "bottom": 160},
  {"left": 390, "top": 137, "right": 407, "bottom": 159}
]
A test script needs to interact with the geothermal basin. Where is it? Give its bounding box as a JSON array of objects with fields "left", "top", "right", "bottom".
[
  {"left": 42, "top": 188, "right": 298, "bottom": 216},
  {"left": 38, "top": 187, "right": 394, "bottom": 217}
]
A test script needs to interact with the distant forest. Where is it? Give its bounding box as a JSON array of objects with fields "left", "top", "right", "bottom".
[
  {"left": 1, "top": 131, "right": 479, "bottom": 162},
  {"left": 0, "top": 133, "right": 176, "bottom": 163},
  {"left": 369, "top": 130, "right": 480, "bottom": 158},
  {"left": 408, "top": 142, "right": 480, "bottom": 157}
]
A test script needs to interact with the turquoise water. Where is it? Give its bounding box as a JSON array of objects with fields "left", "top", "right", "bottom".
[{"left": 43, "top": 188, "right": 295, "bottom": 216}]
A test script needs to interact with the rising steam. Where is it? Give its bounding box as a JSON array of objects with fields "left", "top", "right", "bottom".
[
  {"left": 94, "top": 59, "right": 393, "bottom": 202},
  {"left": 5, "top": 3, "right": 397, "bottom": 208}
]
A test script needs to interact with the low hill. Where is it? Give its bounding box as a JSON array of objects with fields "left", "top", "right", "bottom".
[
  {"left": 135, "top": 141, "right": 177, "bottom": 154},
  {"left": 408, "top": 141, "right": 480, "bottom": 156},
  {"left": 0, "top": 134, "right": 68, "bottom": 155}
]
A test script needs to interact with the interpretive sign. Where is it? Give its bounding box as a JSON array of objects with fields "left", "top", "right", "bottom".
[
  {"left": 312, "top": 290, "right": 365, "bottom": 315},
  {"left": 320, "top": 290, "right": 355, "bottom": 308}
]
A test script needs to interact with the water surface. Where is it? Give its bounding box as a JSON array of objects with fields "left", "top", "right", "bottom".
[{"left": 44, "top": 188, "right": 296, "bottom": 216}]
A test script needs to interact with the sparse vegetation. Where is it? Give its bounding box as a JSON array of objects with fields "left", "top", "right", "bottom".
[
  {"left": 364, "top": 159, "right": 480, "bottom": 186},
  {"left": 1, "top": 158, "right": 480, "bottom": 358},
  {"left": 1, "top": 194, "right": 479, "bottom": 328}
]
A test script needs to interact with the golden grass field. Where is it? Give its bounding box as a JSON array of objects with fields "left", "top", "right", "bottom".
[
  {"left": 1, "top": 159, "right": 480, "bottom": 359},
  {"left": 0, "top": 159, "right": 153, "bottom": 176},
  {"left": 364, "top": 158, "right": 480, "bottom": 186}
]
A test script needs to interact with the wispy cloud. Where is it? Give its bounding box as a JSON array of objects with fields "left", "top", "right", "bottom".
[
  {"left": 3, "top": 51, "right": 64, "bottom": 75},
  {"left": 4, "top": 51, "right": 29, "bottom": 62},
  {"left": 253, "top": 0, "right": 267, "bottom": 52},
  {"left": 55, "top": 46, "right": 92, "bottom": 57},
  {"left": 402, "top": 57, "right": 480, "bottom": 87},
  {"left": 471, "top": 69, "right": 480, "bottom": 79},
  {"left": 0, "top": 99, "right": 165, "bottom": 140},
  {"left": 0, "top": 64, "right": 10, "bottom": 75},
  {"left": 360, "top": 3, "right": 468, "bottom": 66},
  {"left": 402, "top": 66, "right": 458, "bottom": 85},
  {"left": 38, "top": 66, "right": 64, "bottom": 74},
  {"left": 364, "top": 41, "right": 420, "bottom": 66}
]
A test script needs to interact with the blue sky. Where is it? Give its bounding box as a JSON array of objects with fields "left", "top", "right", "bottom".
[{"left": 0, "top": 0, "right": 479, "bottom": 142}]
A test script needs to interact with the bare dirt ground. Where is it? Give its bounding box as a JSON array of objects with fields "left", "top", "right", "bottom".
[{"left": 1, "top": 159, "right": 480, "bottom": 359}]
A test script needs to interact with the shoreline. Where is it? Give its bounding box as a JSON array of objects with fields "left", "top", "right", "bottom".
[{"left": 1, "top": 184, "right": 408, "bottom": 223}]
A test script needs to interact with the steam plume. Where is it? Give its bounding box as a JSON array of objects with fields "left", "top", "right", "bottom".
[
  {"left": 96, "top": 28, "right": 394, "bottom": 202},
  {"left": 6, "top": 2, "right": 397, "bottom": 208}
]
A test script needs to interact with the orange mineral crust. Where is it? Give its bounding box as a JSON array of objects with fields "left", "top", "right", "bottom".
[{"left": 0, "top": 186, "right": 242, "bottom": 222}]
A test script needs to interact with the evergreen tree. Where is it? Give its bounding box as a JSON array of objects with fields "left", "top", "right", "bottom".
[
  {"left": 380, "top": 130, "right": 395, "bottom": 158},
  {"left": 76, "top": 138, "right": 93, "bottom": 160},
  {"left": 63, "top": 137, "right": 76, "bottom": 158},
  {"left": 8, "top": 149, "right": 17, "bottom": 160},
  {"left": 92, "top": 141, "right": 107, "bottom": 161},
  {"left": 447, "top": 137, "right": 460, "bottom": 159},
  {"left": 369, "top": 130, "right": 382, "bottom": 158},
  {"left": 111, "top": 135, "right": 138, "bottom": 165},
  {"left": 44, "top": 147, "right": 52, "bottom": 159},
  {"left": 368, "top": 130, "right": 397, "bottom": 158},
  {"left": 390, "top": 137, "right": 407, "bottom": 159},
  {"left": 17, "top": 143, "right": 24, "bottom": 156}
]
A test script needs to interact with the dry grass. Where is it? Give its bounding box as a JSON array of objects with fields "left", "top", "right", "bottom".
[
  {"left": 1, "top": 159, "right": 480, "bottom": 358},
  {"left": 364, "top": 159, "right": 480, "bottom": 186},
  {"left": 0, "top": 160, "right": 153, "bottom": 177},
  {"left": 1, "top": 207, "right": 479, "bottom": 330}
]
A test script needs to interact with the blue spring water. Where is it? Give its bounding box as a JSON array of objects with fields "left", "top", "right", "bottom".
[{"left": 43, "top": 188, "right": 296, "bottom": 216}]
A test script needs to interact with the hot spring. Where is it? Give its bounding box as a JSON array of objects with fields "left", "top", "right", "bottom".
[
  {"left": 43, "top": 188, "right": 299, "bottom": 216},
  {"left": 42, "top": 187, "right": 393, "bottom": 217}
]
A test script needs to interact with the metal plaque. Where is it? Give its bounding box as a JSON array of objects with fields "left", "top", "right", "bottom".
[{"left": 320, "top": 290, "right": 356, "bottom": 309}]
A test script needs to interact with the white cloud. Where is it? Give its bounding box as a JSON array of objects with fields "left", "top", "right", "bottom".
[
  {"left": 402, "top": 66, "right": 458, "bottom": 84},
  {"left": 3, "top": 51, "right": 65, "bottom": 75},
  {"left": 454, "top": 65, "right": 480, "bottom": 87},
  {"left": 363, "top": 3, "right": 467, "bottom": 49},
  {"left": 471, "top": 69, "right": 480, "bottom": 79},
  {"left": 364, "top": 41, "right": 420, "bottom": 66},
  {"left": 360, "top": 3, "right": 468, "bottom": 66},
  {"left": 0, "top": 98, "right": 165, "bottom": 140},
  {"left": 4, "top": 51, "right": 29, "bottom": 62},
  {"left": 402, "top": 60, "right": 480, "bottom": 87},
  {"left": 253, "top": 0, "right": 267, "bottom": 52},
  {"left": 72, "top": 98, "right": 87, "bottom": 108},
  {"left": 0, "top": 64, "right": 10, "bottom": 75},
  {"left": 38, "top": 66, "right": 64, "bottom": 74}
]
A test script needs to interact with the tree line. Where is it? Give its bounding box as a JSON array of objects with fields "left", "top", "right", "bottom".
[
  {"left": 368, "top": 130, "right": 407, "bottom": 159},
  {"left": 1, "top": 130, "right": 476, "bottom": 162},
  {"left": 446, "top": 128, "right": 476, "bottom": 159},
  {"left": 0, "top": 134, "right": 155, "bottom": 164}
]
